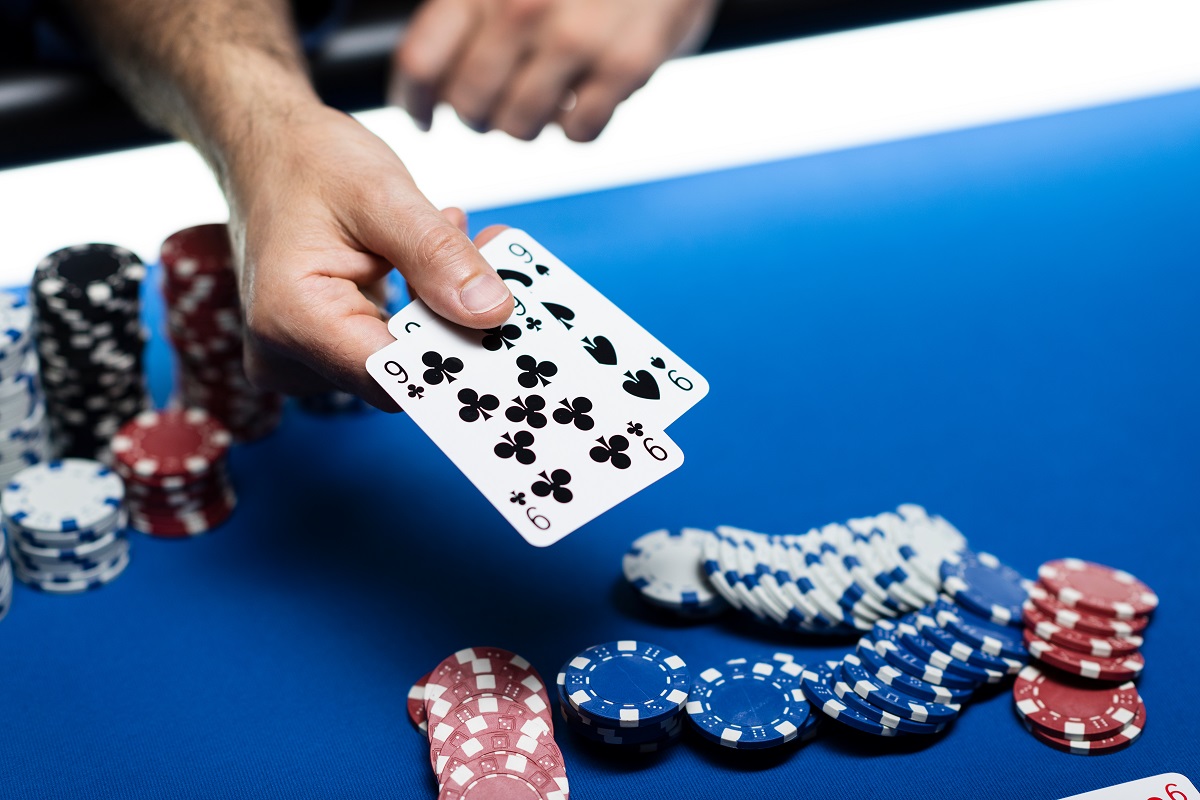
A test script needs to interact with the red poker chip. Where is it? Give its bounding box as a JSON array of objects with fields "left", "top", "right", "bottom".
[
  {"left": 1022, "top": 700, "right": 1145, "bottom": 755},
  {"left": 1012, "top": 664, "right": 1140, "bottom": 741},
  {"left": 431, "top": 697, "right": 554, "bottom": 775},
  {"left": 1024, "top": 629, "right": 1145, "bottom": 682},
  {"left": 160, "top": 224, "right": 234, "bottom": 278},
  {"left": 1027, "top": 583, "right": 1149, "bottom": 637},
  {"left": 426, "top": 673, "right": 551, "bottom": 732},
  {"left": 438, "top": 735, "right": 564, "bottom": 790},
  {"left": 437, "top": 742, "right": 569, "bottom": 799},
  {"left": 1023, "top": 601, "right": 1142, "bottom": 657},
  {"left": 111, "top": 409, "right": 232, "bottom": 480},
  {"left": 409, "top": 672, "right": 431, "bottom": 734},
  {"left": 425, "top": 649, "right": 550, "bottom": 723},
  {"left": 1037, "top": 559, "right": 1158, "bottom": 620},
  {"left": 128, "top": 494, "right": 236, "bottom": 538}
]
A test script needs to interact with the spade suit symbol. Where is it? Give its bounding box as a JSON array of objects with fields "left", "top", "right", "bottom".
[
  {"left": 582, "top": 336, "right": 617, "bottom": 366},
  {"left": 622, "top": 369, "right": 660, "bottom": 400}
]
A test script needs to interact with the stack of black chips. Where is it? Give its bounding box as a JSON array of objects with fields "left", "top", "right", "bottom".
[{"left": 33, "top": 244, "right": 149, "bottom": 459}]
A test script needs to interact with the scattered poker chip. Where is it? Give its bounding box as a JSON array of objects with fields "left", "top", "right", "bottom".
[
  {"left": 940, "top": 550, "right": 1032, "bottom": 628},
  {"left": 871, "top": 619, "right": 979, "bottom": 690},
  {"left": 911, "top": 612, "right": 1023, "bottom": 676},
  {"left": 558, "top": 641, "right": 690, "bottom": 728},
  {"left": 1022, "top": 601, "right": 1142, "bottom": 657},
  {"left": 437, "top": 748, "right": 569, "bottom": 800},
  {"left": 854, "top": 636, "right": 974, "bottom": 705},
  {"left": 685, "top": 655, "right": 811, "bottom": 750},
  {"left": 433, "top": 704, "right": 555, "bottom": 780},
  {"left": 1023, "top": 630, "right": 1145, "bottom": 681},
  {"left": 931, "top": 596, "right": 1028, "bottom": 660},
  {"left": 1022, "top": 700, "right": 1145, "bottom": 755},
  {"left": 830, "top": 669, "right": 949, "bottom": 734},
  {"left": 1026, "top": 583, "right": 1148, "bottom": 637},
  {"left": 161, "top": 224, "right": 283, "bottom": 443},
  {"left": 899, "top": 614, "right": 1007, "bottom": 684},
  {"left": 1037, "top": 559, "right": 1158, "bottom": 620},
  {"left": 1012, "top": 664, "right": 1140, "bottom": 741},
  {"left": 413, "top": 648, "right": 565, "bottom": 793},
  {"left": 799, "top": 661, "right": 898, "bottom": 737},
  {"left": 838, "top": 653, "right": 962, "bottom": 724},
  {"left": 623, "top": 527, "right": 727, "bottom": 616},
  {"left": 14, "top": 548, "right": 130, "bottom": 594},
  {"left": 408, "top": 672, "right": 430, "bottom": 734}
]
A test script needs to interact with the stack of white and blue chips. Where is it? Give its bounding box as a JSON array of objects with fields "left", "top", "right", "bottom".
[
  {"left": 0, "top": 292, "right": 50, "bottom": 485},
  {"left": 621, "top": 508, "right": 1034, "bottom": 739},
  {"left": 800, "top": 549, "right": 1032, "bottom": 737},
  {"left": 0, "top": 518, "right": 13, "bottom": 621},
  {"left": 557, "top": 641, "right": 692, "bottom": 752},
  {"left": 2, "top": 459, "right": 131, "bottom": 594}
]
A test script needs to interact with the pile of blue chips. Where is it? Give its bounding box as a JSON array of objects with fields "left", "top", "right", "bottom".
[{"left": 557, "top": 641, "right": 692, "bottom": 752}]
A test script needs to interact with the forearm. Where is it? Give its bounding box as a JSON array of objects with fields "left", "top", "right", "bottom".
[{"left": 63, "top": 0, "right": 320, "bottom": 191}]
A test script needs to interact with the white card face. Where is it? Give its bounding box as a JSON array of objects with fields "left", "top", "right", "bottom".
[
  {"left": 1060, "top": 774, "right": 1198, "bottom": 800},
  {"left": 387, "top": 228, "right": 709, "bottom": 430},
  {"left": 368, "top": 299, "right": 684, "bottom": 547}
]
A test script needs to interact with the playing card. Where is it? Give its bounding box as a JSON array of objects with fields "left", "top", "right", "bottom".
[
  {"left": 368, "top": 298, "right": 684, "bottom": 547},
  {"left": 387, "top": 228, "right": 709, "bottom": 430},
  {"left": 1060, "top": 773, "right": 1197, "bottom": 800}
]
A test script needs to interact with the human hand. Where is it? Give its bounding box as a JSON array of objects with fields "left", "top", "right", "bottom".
[
  {"left": 223, "top": 103, "right": 514, "bottom": 409},
  {"left": 391, "top": 0, "right": 719, "bottom": 141}
]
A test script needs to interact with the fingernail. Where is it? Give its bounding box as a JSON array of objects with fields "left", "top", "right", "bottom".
[{"left": 460, "top": 274, "right": 510, "bottom": 314}]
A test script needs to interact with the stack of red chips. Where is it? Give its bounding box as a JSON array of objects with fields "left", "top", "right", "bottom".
[
  {"left": 111, "top": 408, "right": 237, "bottom": 537},
  {"left": 159, "top": 224, "right": 283, "bottom": 442}
]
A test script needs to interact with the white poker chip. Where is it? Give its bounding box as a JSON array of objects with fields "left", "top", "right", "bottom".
[
  {"left": 623, "top": 528, "right": 726, "bottom": 613},
  {"left": 1, "top": 458, "right": 125, "bottom": 533}
]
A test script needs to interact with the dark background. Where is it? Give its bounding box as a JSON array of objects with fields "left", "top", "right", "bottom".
[{"left": 0, "top": 0, "right": 1013, "bottom": 169}]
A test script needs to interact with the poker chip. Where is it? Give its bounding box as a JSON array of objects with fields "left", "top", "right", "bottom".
[
  {"left": 113, "top": 410, "right": 237, "bottom": 538},
  {"left": 411, "top": 648, "right": 567, "bottom": 794},
  {"left": 1022, "top": 699, "right": 1145, "bottom": 755},
  {"left": 409, "top": 672, "right": 431, "bottom": 733},
  {"left": 1023, "top": 630, "right": 1145, "bottom": 682},
  {"left": 558, "top": 641, "right": 690, "bottom": 728},
  {"left": 646, "top": 505, "right": 970, "bottom": 637},
  {"left": 939, "top": 550, "right": 1032, "bottom": 628},
  {"left": 830, "top": 669, "right": 949, "bottom": 734},
  {"left": 1012, "top": 664, "right": 1140, "bottom": 741},
  {"left": 931, "top": 596, "right": 1029, "bottom": 660},
  {"left": 161, "top": 224, "right": 283, "bottom": 443},
  {"left": 685, "top": 654, "right": 812, "bottom": 750},
  {"left": 870, "top": 619, "right": 980, "bottom": 690},
  {"left": 2, "top": 458, "right": 123, "bottom": 532},
  {"left": 622, "top": 527, "right": 727, "bottom": 617},
  {"left": 33, "top": 244, "right": 148, "bottom": 459},
  {"left": 838, "top": 653, "right": 962, "bottom": 724},
  {"left": 799, "top": 661, "right": 898, "bottom": 737},
  {"left": 0, "top": 292, "right": 50, "bottom": 484},
  {"left": 910, "top": 612, "right": 1021, "bottom": 677},
  {"left": 1022, "top": 601, "right": 1142, "bottom": 657},
  {"left": 1027, "top": 583, "right": 1148, "bottom": 637},
  {"left": 1037, "top": 559, "right": 1158, "bottom": 620},
  {"left": 0, "top": 536, "right": 14, "bottom": 622},
  {"left": 854, "top": 636, "right": 974, "bottom": 706}
]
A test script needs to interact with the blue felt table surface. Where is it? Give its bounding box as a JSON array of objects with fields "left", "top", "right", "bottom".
[{"left": 2, "top": 88, "right": 1198, "bottom": 800}]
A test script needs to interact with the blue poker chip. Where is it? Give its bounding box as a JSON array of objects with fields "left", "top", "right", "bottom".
[
  {"left": 870, "top": 619, "right": 980, "bottom": 690},
  {"left": 854, "top": 638, "right": 975, "bottom": 705},
  {"left": 896, "top": 615, "right": 1003, "bottom": 684},
  {"left": 931, "top": 596, "right": 1028, "bottom": 660},
  {"left": 829, "top": 666, "right": 950, "bottom": 735},
  {"left": 838, "top": 653, "right": 961, "bottom": 724},
  {"left": 686, "top": 655, "right": 811, "bottom": 750},
  {"left": 911, "top": 611, "right": 1024, "bottom": 676},
  {"left": 799, "top": 661, "right": 897, "bottom": 737},
  {"left": 558, "top": 641, "right": 691, "bottom": 727},
  {"left": 940, "top": 550, "right": 1032, "bottom": 628}
]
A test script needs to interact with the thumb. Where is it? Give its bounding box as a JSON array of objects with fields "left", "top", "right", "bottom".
[{"left": 354, "top": 199, "right": 512, "bottom": 329}]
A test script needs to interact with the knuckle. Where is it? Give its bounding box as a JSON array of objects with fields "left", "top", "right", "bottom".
[
  {"left": 413, "top": 225, "right": 472, "bottom": 274},
  {"left": 501, "top": 0, "right": 551, "bottom": 25}
]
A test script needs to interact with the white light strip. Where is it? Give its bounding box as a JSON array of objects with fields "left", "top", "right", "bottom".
[{"left": 0, "top": 0, "right": 1196, "bottom": 286}]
